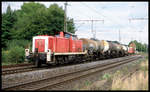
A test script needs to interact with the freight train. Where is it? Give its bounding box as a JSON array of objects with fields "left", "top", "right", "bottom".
[{"left": 25, "top": 31, "right": 136, "bottom": 67}]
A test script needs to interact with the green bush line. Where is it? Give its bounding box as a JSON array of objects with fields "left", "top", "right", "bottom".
[{"left": 2, "top": 39, "right": 31, "bottom": 65}]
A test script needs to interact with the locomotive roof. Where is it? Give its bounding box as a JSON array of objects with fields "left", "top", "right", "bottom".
[{"left": 64, "top": 31, "right": 77, "bottom": 37}]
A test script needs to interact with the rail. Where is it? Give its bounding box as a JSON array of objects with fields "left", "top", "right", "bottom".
[{"left": 2, "top": 55, "right": 142, "bottom": 90}]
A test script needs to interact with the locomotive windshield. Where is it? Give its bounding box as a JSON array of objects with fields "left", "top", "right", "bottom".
[
  {"left": 55, "top": 34, "right": 60, "bottom": 37},
  {"left": 65, "top": 34, "right": 71, "bottom": 38}
]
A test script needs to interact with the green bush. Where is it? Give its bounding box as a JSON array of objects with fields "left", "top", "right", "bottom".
[
  {"left": 102, "top": 73, "right": 112, "bottom": 80},
  {"left": 2, "top": 39, "right": 32, "bottom": 65},
  {"left": 8, "top": 46, "right": 25, "bottom": 63},
  {"left": 2, "top": 49, "right": 9, "bottom": 63},
  {"left": 2, "top": 45, "right": 25, "bottom": 64}
]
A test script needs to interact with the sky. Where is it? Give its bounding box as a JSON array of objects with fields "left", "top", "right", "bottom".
[{"left": 2, "top": 1, "right": 148, "bottom": 45}]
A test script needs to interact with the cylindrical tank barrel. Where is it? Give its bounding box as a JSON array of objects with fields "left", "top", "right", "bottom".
[
  {"left": 115, "top": 43, "right": 122, "bottom": 51},
  {"left": 108, "top": 42, "right": 118, "bottom": 51},
  {"left": 100, "top": 40, "right": 123, "bottom": 52},
  {"left": 79, "top": 38, "right": 99, "bottom": 52},
  {"left": 100, "top": 40, "right": 110, "bottom": 52},
  {"left": 122, "top": 45, "right": 127, "bottom": 51}
]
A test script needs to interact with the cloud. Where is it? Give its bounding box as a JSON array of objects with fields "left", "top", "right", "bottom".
[{"left": 2, "top": 2, "right": 25, "bottom": 13}]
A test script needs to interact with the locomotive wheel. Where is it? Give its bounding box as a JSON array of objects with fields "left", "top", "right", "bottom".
[
  {"left": 64, "top": 57, "right": 69, "bottom": 64},
  {"left": 60, "top": 59, "right": 65, "bottom": 64},
  {"left": 57, "top": 57, "right": 64, "bottom": 65},
  {"left": 34, "top": 48, "right": 41, "bottom": 67},
  {"left": 35, "top": 56, "right": 41, "bottom": 67}
]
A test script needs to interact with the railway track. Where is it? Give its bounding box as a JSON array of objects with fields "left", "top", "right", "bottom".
[
  {"left": 2, "top": 55, "right": 142, "bottom": 90},
  {"left": 2, "top": 64, "right": 35, "bottom": 75},
  {"left": 1, "top": 55, "right": 134, "bottom": 75},
  {"left": 2, "top": 63, "right": 33, "bottom": 68}
]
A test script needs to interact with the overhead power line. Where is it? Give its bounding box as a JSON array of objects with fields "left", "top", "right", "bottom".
[
  {"left": 129, "top": 18, "right": 148, "bottom": 23},
  {"left": 74, "top": 19, "right": 104, "bottom": 39},
  {"left": 69, "top": 3, "right": 91, "bottom": 19},
  {"left": 81, "top": 2, "right": 123, "bottom": 28}
]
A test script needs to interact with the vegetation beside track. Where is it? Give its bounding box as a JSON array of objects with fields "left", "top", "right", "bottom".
[
  {"left": 111, "top": 59, "right": 148, "bottom": 90},
  {"left": 77, "top": 54, "right": 148, "bottom": 90},
  {"left": 2, "top": 40, "right": 31, "bottom": 66}
]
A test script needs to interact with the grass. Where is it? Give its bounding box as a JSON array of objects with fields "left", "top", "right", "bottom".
[
  {"left": 111, "top": 71, "right": 148, "bottom": 90},
  {"left": 138, "top": 52, "right": 148, "bottom": 56},
  {"left": 111, "top": 59, "right": 148, "bottom": 90},
  {"left": 101, "top": 73, "right": 112, "bottom": 80},
  {"left": 84, "top": 81, "right": 91, "bottom": 86},
  {"left": 2, "top": 61, "right": 18, "bottom": 66},
  {"left": 77, "top": 55, "right": 148, "bottom": 90}
]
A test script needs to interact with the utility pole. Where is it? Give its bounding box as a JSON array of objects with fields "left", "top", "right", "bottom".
[
  {"left": 119, "top": 29, "right": 121, "bottom": 42},
  {"left": 129, "top": 17, "right": 148, "bottom": 52},
  {"left": 64, "top": 2, "right": 68, "bottom": 32},
  {"left": 91, "top": 20, "right": 94, "bottom": 37},
  {"left": 74, "top": 19, "right": 104, "bottom": 39},
  {"left": 138, "top": 31, "right": 143, "bottom": 52}
]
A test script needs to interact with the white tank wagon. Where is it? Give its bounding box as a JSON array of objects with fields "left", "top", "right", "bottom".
[
  {"left": 99, "top": 40, "right": 127, "bottom": 58},
  {"left": 121, "top": 45, "right": 129, "bottom": 56},
  {"left": 99, "top": 40, "right": 110, "bottom": 53},
  {"left": 98, "top": 40, "right": 111, "bottom": 58}
]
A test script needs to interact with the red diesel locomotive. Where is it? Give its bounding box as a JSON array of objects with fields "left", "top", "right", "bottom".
[
  {"left": 25, "top": 31, "right": 87, "bottom": 67},
  {"left": 128, "top": 42, "right": 136, "bottom": 54}
]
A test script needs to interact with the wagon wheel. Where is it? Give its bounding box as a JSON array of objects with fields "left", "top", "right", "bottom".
[{"left": 88, "top": 47, "right": 94, "bottom": 55}]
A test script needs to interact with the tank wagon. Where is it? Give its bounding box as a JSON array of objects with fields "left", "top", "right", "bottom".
[
  {"left": 121, "top": 44, "right": 129, "bottom": 56},
  {"left": 25, "top": 31, "right": 134, "bottom": 67},
  {"left": 99, "top": 40, "right": 125, "bottom": 58}
]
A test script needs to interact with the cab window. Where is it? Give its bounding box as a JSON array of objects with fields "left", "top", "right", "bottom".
[{"left": 72, "top": 36, "right": 77, "bottom": 40}]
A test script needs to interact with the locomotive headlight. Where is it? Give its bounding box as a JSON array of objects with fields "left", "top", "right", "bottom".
[
  {"left": 25, "top": 49, "right": 30, "bottom": 56},
  {"left": 25, "top": 49, "right": 30, "bottom": 61}
]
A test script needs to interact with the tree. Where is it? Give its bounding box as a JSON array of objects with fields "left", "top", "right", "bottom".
[
  {"left": 2, "top": 5, "right": 17, "bottom": 47},
  {"left": 67, "top": 18, "right": 75, "bottom": 33},
  {"left": 128, "top": 40, "right": 148, "bottom": 52},
  {"left": 11, "top": 2, "right": 47, "bottom": 40},
  {"left": 11, "top": 2, "right": 75, "bottom": 40}
]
